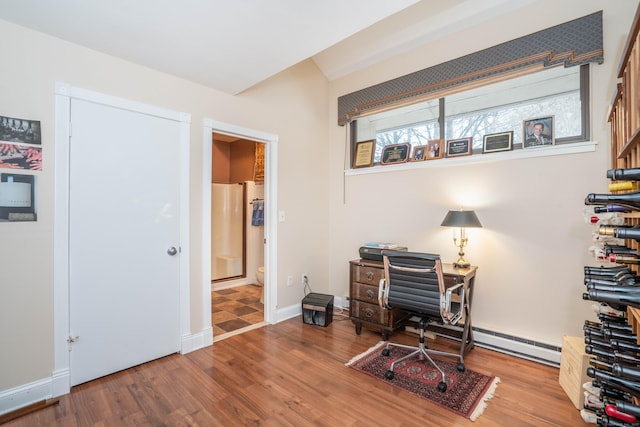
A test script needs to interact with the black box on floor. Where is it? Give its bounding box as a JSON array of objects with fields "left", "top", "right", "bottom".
[{"left": 302, "top": 293, "right": 334, "bottom": 327}]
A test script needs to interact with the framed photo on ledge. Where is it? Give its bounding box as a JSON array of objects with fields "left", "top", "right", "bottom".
[
  {"left": 446, "top": 137, "right": 472, "bottom": 158},
  {"left": 411, "top": 145, "right": 426, "bottom": 162},
  {"left": 523, "top": 116, "right": 554, "bottom": 148},
  {"left": 426, "top": 139, "right": 443, "bottom": 160},
  {"left": 482, "top": 131, "right": 513, "bottom": 154},
  {"left": 353, "top": 139, "right": 375, "bottom": 168}
]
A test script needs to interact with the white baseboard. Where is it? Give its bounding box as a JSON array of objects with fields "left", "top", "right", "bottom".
[
  {"left": 276, "top": 303, "right": 302, "bottom": 322},
  {"left": 181, "top": 327, "right": 214, "bottom": 354},
  {"left": 0, "top": 377, "right": 53, "bottom": 416}
]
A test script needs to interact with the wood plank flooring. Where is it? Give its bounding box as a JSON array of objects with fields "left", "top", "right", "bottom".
[{"left": 4, "top": 313, "right": 588, "bottom": 426}]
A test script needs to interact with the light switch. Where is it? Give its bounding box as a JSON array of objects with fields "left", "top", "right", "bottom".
[{"left": 278, "top": 211, "right": 286, "bottom": 222}]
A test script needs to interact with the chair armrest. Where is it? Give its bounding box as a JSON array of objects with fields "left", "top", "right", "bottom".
[
  {"left": 441, "top": 282, "right": 466, "bottom": 325},
  {"left": 378, "top": 278, "right": 388, "bottom": 309}
]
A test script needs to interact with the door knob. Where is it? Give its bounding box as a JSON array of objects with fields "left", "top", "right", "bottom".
[{"left": 167, "top": 246, "right": 178, "bottom": 256}]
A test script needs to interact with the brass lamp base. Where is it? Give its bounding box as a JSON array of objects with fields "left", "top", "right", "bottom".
[{"left": 453, "top": 251, "right": 470, "bottom": 268}]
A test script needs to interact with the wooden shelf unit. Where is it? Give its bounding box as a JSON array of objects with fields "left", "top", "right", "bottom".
[{"left": 608, "top": 3, "right": 640, "bottom": 340}]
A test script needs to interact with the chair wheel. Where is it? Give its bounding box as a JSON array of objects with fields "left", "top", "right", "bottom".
[
  {"left": 437, "top": 381, "right": 447, "bottom": 392},
  {"left": 385, "top": 370, "right": 395, "bottom": 380},
  {"left": 382, "top": 348, "right": 390, "bottom": 357},
  {"left": 457, "top": 363, "right": 465, "bottom": 372}
]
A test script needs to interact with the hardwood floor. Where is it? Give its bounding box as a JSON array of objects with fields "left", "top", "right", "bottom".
[{"left": 5, "top": 313, "right": 588, "bottom": 426}]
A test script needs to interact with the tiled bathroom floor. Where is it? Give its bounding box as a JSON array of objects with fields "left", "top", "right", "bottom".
[{"left": 211, "top": 284, "right": 264, "bottom": 337}]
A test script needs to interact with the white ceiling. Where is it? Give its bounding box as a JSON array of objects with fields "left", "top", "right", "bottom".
[{"left": 0, "top": 0, "right": 534, "bottom": 95}]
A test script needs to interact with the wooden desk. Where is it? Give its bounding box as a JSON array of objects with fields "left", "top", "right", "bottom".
[{"left": 349, "top": 258, "right": 477, "bottom": 353}]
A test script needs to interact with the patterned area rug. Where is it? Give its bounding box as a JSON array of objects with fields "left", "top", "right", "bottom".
[{"left": 346, "top": 341, "right": 500, "bottom": 421}]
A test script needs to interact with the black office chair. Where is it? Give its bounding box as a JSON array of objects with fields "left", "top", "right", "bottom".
[{"left": 378, "top": 250, "right": 466, "bottom": 392}]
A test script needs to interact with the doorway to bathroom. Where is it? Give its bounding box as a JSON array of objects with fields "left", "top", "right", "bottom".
[{"left": 210, "top": 132, "right": 267, "bottom": 339}]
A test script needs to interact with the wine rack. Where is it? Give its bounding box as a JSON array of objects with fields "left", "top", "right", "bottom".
[
  {"left": 610, "top": 4, "right": 640, "bottom": 333},
  {"left": 579, "top": 5, "right": 640, "bottom": 425}
]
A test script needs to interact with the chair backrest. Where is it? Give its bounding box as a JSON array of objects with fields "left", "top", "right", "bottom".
[{"left": 380, "top": 250, "right": 463, "bottom": 324}]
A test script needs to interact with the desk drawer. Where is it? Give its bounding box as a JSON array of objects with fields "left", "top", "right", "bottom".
[
  {"left": 351, "top": 282, "right": 379, "bottom": 305},
  {"left": 351, "top": 264, "right": 383, "bottom": 286},
  {"left": 444, "top": 274, "right": 460, "bottom": 287},
  {"left": 352, "top": 300, "right": 388, "bottom": 325}
]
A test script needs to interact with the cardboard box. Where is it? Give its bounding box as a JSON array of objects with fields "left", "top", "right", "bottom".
[{"left": 559, "top": 335, "right": 594, "bottom": 410}]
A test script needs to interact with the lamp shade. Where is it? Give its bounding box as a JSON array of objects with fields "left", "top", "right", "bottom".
[{"left": 440, "top": 210, "right": 482, "bottom": 228}]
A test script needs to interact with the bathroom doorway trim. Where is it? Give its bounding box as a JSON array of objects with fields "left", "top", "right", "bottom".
[{"left": 202, "top": 118, "right": 278, "bottom": 332}]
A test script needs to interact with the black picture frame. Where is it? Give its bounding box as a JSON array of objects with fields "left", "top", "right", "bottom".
[
  {"left": 380, "top": 143, "right": 410, "bottom": 165},
  {"left": 446, "top": 137, "right": 472, "bottom": 157},
  {"left": 482, "top": 131, "right": 513, "bottom": 154}
]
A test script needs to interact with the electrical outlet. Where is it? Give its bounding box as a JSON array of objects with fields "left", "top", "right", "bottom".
[
  {"left": 287, "top": 275, "right": 293, "bottom": 287},
  {"left": 301, "top": 273, "right": 308, "bottom": 286}
]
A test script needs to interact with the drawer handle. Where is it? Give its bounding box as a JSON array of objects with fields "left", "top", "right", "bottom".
[
  {"left": 366, "top": 289, "right": 375, "bottom": 299},
  {"left": 364, "top": 308, "right": 374, "bottom": 319},
  {"left": 367, "top": 272, "right": 374, "bottom": 281}
]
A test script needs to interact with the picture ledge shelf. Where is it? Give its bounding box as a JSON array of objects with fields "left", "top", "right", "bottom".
[{"left": 345, "top": 141, "right": 597, "bottom": 176}]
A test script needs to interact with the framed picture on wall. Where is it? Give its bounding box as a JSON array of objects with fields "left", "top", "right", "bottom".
[{"left": 523, "top": 116, "right": 554, "bottom": 148}]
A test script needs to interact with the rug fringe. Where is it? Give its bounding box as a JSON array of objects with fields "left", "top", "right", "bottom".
[
  {"left": 469, "top": 376, "right": 501, "bottom": 422},
  {"left": 345, "top": 341, "right": 387, "bottom": 366}
]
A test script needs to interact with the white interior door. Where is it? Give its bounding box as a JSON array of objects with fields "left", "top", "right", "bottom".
[{"left": 69, "top": 98, "right": 181, "bottom": 386}]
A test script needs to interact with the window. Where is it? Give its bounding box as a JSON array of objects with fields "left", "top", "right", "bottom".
[{"left": 353, "top": 65, "right": 588, "bottom": 165}]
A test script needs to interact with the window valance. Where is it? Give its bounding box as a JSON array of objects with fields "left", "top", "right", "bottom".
[{"left": 337, "top": 11, "right": 603, "bottom": 126}]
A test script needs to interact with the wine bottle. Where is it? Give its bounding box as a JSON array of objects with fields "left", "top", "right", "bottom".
[
  {"left": 585, "top": 346, "right": 640, "bottom": 365},
  {"left": 587, "top": 367, "right": 640, "bottom": 397},
  {"left": 605, "top": 404, "right": 638, "bottom": 424},
  {"left": 586, "top": 192, "right": 640, "bottom": 211},
  {"left": 600, "top": 226, "right": 640, "bottom": 243},
  {"left": 585, "top": 290, "right": 640, "bottom": 308},
  {"left": 605, "top": 245, "right": 638, "bottom": 256},
  {"left": 603, "top": 329, "right": 638, "bottom": 343},
  {"left": 608, "top": 168, "right": 640, "bottom": 181},
  {"left": 609, "top": 254, "right": 640, "bottom": 265},
  {"left": 603, "top": 322, "right": 635, "bottom": 334},
  {"left": 598, "top": 312, "right": 629, "bottom": 324},
  {"left": 614, "top": 401, "right": 640, "bottom": 418},
  {"left": 585, "top": 335, "right": 614, "bottom": 349},
  {"left": 594, "top": 205, "right": 633, "bottom": 213},
  {"left": 586, "top": 266, "right": 633, "bottom": 276},
  {"left": 609, "top": 181, "right": 639, "bottom": 192},
  {"left": 613, "top": 364, "right": 640, "bottom": 382}
]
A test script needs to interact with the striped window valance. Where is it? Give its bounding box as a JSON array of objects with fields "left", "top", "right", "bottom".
[{"left": 337, "top": 11, "right": 603, "bottom": 126}]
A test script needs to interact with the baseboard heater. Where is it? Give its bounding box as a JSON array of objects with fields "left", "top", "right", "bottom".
[{"left": 472, "top": 327, "right": 561, "bottom": 367}]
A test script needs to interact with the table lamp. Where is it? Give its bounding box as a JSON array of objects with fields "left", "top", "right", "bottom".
[{"left": 440, "top": 209, "right": 482, "bottom": 268}]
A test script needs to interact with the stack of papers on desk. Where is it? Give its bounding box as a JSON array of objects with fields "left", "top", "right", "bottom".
[{"left": 363, "top": 242, "right": 402, "bottom": 249}]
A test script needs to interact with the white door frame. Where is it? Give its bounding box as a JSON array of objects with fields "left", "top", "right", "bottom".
[
  {"left": 52, "top": 82, "right": 191, "bottom": 397},
  {"left": 202, "top": 118, "right": 278, "bottom": 328}
]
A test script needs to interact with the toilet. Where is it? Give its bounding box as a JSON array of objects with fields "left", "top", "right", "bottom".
[{"left": 256, "top": 266, "right": 265, "bottom": 303}]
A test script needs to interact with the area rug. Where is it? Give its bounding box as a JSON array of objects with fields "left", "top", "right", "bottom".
[{"left": 346, "top": 341, "right": 500, "bottom": 421}]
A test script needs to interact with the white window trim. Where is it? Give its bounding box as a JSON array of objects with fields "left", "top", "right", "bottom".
[{"left": 345, "top": 140, "right": 597, "bottom": 176}]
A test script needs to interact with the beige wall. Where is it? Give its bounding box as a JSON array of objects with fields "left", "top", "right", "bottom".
[
  {"left": 0, "top": 20, "right": 330, "bottom": 391},
  {"left": 2, "top": 0, "right": 638, "bottom": 398},
  {"left": 327, "top": 0, "right": 638, "bottom": 346}
]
